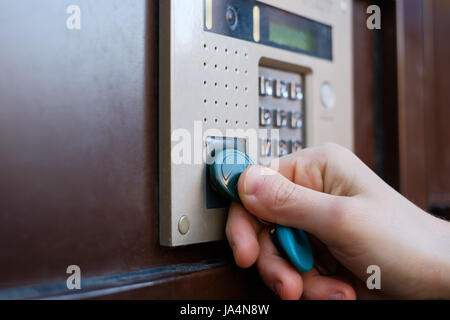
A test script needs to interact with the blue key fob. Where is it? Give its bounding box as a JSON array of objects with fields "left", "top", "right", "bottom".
[
  {"left": 210, "top": 148, "right": 314, "bottom": 273},
  {"left": 270, "top": 226, "right": 314, "bottom": 272},
  {"left": 209, "top": 149, "right": 252, "bottom": 203}
]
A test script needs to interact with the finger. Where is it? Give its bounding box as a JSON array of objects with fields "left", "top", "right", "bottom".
[
  {"left": 226, "top": 202, "right": 261, "bottom": 268},
  {"left": 268, "top": 147, "right": 328, "bottom": 192},
  {"left": 301, "top": 268, "right": 357, "bottom": 300},
  {"left": 256, "top": 229, "right": 303, "bottom": 300},
  {"left": 269, "top": 143, "right": 369, "bottom": 197},
  {"left": 238, "top": 165, "right": 346, "bottom": 241}
]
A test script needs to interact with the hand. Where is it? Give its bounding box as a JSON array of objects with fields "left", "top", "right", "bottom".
[{"left": 226, "top": 143, "right": 450, "bottom": 300}]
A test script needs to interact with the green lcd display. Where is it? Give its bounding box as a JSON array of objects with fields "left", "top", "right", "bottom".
[{"left": 269, "top": 21, "right": 314, "bottom": 52}]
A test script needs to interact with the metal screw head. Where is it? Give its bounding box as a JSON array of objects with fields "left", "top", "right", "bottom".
[{"left": 178, "top": 215, "right": 190, "bottom": 235}]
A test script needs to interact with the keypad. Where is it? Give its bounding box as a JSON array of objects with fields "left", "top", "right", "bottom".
[{"left": 258, "top": 67, "right": 305, "bottom": 163}]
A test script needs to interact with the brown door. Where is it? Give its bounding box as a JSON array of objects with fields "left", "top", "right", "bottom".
[{"left": 0, "top": 0, "right": 448, "bottom": 299}]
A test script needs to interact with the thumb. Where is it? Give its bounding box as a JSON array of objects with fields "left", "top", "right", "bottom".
[{"left": 238, "top": 165, "right": 344, "bottom": 241}]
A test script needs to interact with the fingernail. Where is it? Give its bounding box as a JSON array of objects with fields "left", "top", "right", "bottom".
[
  {"left": 243, "top": 166, "right": 264, "bottom": 195},
  {"left": 328, "top": 292, "right": 344, "bottom": 300},
  {"left": 274, "top": 281, "right": 283, "bottom": 296}
]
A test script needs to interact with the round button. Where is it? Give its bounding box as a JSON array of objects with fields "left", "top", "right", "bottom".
[
  {"left": 320, "top": 82, "right": 335, "bottom": 109},
  {"left": 209, "top": 149, "right": 253, "bottom": 202}
]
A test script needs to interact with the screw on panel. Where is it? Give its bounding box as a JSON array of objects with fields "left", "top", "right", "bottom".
[{"left": 178, "top": 215, "right": 190, "bottom": 235}]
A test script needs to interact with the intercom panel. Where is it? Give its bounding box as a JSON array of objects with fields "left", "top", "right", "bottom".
[{"left": 159, "top": 0, "right": 354, "bottom": 246}]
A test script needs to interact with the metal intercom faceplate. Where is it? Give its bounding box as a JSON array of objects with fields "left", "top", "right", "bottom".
[{"left": 159, "top": 0, "right": 354, "bottom": 246}]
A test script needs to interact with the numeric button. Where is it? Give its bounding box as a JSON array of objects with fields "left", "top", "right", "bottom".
[
  {"left": 260, "top": 139, "right": 272, "bottom": 157},
  {"left": 273, "top": 80, "right": 289, "bottom": 99},
  {"left": 259, "top": 76, "right": 273, "bottom": 96},
  {"left": 289, "top": 112, "right": 303, "bottom": 129},
  {"left": 292, "top": 141, "right": 303, "bottom": 153},
  {"left": 259, "top": 107, "right": 272, "bottom": 126},
  {"left": 276, "top": 140, "right": 291, "bottom": 157},
  {"left": 273, "top": 110, "right": 288, "bottom": 128},
  {"left": 289, "top": 82, "right": 303, "bottom": 101}
]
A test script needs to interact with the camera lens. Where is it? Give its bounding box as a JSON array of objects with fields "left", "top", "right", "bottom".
[{"left": 225, "top": 6, "right": 238, "bottom": 30}]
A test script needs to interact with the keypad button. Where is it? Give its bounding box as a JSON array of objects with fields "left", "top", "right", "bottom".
[
  {"left": 259, "top": 107, "right": 272, "bottom": 126},
  {"left": 259, "top": 76, "right": 266, "bottom": 96},
  {"left": 259, "top": 76, "right": 273, "bottom": 96},
  {"left": 289, "top": 111, "right": 303, "bottom": 129},
  {"left": 273, "top": 110, "right": 288, "bottom": 128},
  {"left": 289, "top": 82, "right": 303, "bottom": 101},
  {"left": 273, "top": 80, "right": 289, "bottom": 99},
  {"left": 260, "top": 139, "right": 272, "bottom": 157},
  {"left": 292, "top": 141, "right": 303, "bottom": 153},
  {"left": 265, "top": 79, "right": 273, "bottom": 96},
  {"left": 277, "top": 140, "right": 291, "bottom": 157}
]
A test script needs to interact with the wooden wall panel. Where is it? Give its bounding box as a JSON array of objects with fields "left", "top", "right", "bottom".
[
  {"left": 0, "top": 0, "right": 230, "bottom": 293},
  {"left": 396, "top": 0, "right": 428, "bottom": 209},
  {"left": 352, "top": 0, "right": 376, "bottom": 170},
  {"left": 378, "top": 0, "right": 399, "bottom": 191},
  {"left": 424, "top": 0, "right": 450, "bottom": 212},
  {"left": 94, "top": 266, "right": 276, "bottom": 300},
  {"left": 352, "top": 0, "right": 399, "bottom": 190},
  {"left": 396, "top": 0, "right": 450, "bottom": 212}
]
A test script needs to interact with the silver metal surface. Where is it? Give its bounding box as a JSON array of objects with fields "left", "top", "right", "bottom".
[{"left": 159, "top": 0, "right": 354, "bottom": 246}]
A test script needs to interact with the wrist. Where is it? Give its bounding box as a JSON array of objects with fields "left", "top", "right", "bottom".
[{"left": 423, "top": 215, "right": 450, "bottom": 299}]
